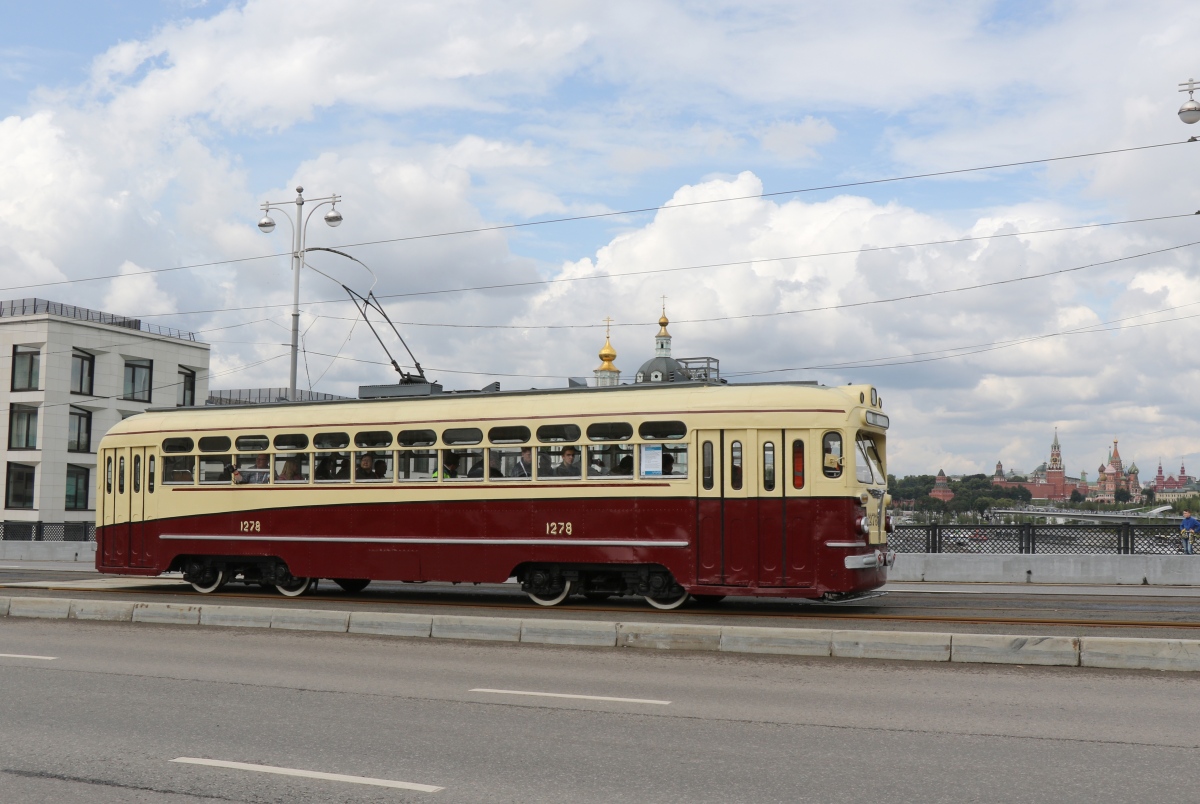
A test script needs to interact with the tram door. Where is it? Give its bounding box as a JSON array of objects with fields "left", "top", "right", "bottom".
[
  {"left": 128, "top": 447, "right": 148, "bottom": 567},
  {"left": 695, "top": 430, "right": 756, "bottom": 586},
  {"left": 757, "top": 430, "right": 786, "bottom": 586},
  {"left": 102, "top": 448, "right": 129, "bottom": 567}
]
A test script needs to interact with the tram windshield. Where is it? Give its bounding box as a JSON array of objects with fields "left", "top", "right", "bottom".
[{"left": 856, "top": 432, "right": 885, "bottom": 485}]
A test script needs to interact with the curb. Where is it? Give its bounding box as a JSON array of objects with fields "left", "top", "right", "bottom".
[{"left": 3, "top": 594, "right": 1199, "bottom": 672}]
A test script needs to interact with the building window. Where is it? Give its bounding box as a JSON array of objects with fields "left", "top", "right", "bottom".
[
  {"left": 123, "top": 359, "right": 153, "bottom": 402},
  {"left": 68, "top": 407, "right": 91, "bottom": 453},
  {"left": 11, "top": 346, "right": 40, "bottom": 391},
  {"left": 70, "top": 351, "right": 95, "bottom": 395},
  {"left": 6, "top": 463, "right": 34, "bottom": 509},
  {"left": 177, "top": 367, "right": 196, "bottom": 407},
  {"left": 66, "top": 465, "right": 89, "bottom": 510},
  {"left": 8, "top": 404, "right": 37, "bottom": 450}
]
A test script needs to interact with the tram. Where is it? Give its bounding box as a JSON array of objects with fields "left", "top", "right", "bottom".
[{"left": 94, "top": 380, "right": 894, "bottom": 609}]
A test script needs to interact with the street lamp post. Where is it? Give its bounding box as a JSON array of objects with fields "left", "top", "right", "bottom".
[
  {"left": 1178, "top": 78, "right": 1200, "bottom": 128},
  {"left": 256, "top": 186, "right": 343, "bottom": 401}
]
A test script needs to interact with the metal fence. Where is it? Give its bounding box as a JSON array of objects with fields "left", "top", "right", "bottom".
[
  {"left": 206, "top": 388, "right": 353, "bottom": 405},
  {"left": 0, "top": 522, "right": 95, "bottom": 542},
  {"left": 0, "top": 298, "right": 198, "bottom": 341},
  {"left": 893, "top": 523, "right": 1187, "bottom": 555}
]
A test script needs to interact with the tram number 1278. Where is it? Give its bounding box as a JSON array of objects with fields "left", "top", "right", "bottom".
[{"left": 546, "top": 522, "right": 573, "bottom": 535}]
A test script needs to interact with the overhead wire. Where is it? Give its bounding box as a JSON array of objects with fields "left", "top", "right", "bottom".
[{"left": 1, "top": 139, "right": 1193, "bottom": 298}]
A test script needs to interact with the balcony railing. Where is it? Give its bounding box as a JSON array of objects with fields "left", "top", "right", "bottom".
[{"left": 0, "top": 298, "right": 199, "bottom": 342}]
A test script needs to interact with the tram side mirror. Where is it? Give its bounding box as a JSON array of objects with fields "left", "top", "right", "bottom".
[{"left": 824, "top": 454, "right": 842, "bottom": 470}]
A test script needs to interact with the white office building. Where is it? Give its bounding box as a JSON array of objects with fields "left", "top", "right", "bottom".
[{"left": 0, "top": 299, "right": 210, "bottom": 539}]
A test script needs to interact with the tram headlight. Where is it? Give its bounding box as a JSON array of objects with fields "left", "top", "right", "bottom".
[
  {"left": 856, "top": 517, "right": 871, "bottom": 536},
  {"left": 865, "top": 411, "right": 889, "bottom": 429},
  {"left": 885, "top": 515, "right": 894, "bottom": 533}
]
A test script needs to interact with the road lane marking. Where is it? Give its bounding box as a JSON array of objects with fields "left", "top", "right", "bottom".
[
  {"left": 470, "top": 688, "right": 671, "bottom": 705},
  {"left": 169, "top": 758, "right": 443, "bottom": 792},
  {"left": 0, "top": 653, "right": 57, "bottom": 661}
]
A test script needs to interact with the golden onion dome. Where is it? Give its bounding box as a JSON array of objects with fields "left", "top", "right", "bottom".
[
  {"left": 657, "top": 312, "right": 670, "bottom": 337},
  {"left": 596, "top": 336, "right": 618, "bottom": 372}
]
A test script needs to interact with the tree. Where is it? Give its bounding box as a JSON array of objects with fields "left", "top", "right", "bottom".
[
  {"left": 1142, "top": 488, "right": 1156, "bottom": 504},
  {"left": 1069, "top": 489, "right": 1085, "bottom": 504},
  {"left": 1114, "top": 488, "right": 1131, "bottom": 504},
  {"left": 973, "top": 496, "right": 994, "bottom": 515}
]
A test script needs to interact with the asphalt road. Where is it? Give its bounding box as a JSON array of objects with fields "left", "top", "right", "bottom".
[{"left": 1, "top": 617, "right": 1198, "bottom": 803}]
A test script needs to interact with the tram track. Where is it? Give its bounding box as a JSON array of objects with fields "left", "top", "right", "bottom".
[{"left": 6, "top": 581, "right": 1198, "bottom": 630}]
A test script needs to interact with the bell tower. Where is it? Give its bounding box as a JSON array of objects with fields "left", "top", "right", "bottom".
[{"left": 593, "top": 317, "right": 621, "bottom": 388}]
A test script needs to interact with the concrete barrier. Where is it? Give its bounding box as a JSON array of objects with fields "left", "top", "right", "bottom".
[
  {"left": 200, "top": 605, "right": 277, "bottom": 629},
  {"left": 8, "top": 597, "right": 72, "bottom": 619},
  {"left": 132, "top": 602, "right": 201, "bottom": 626},
  {"left": 521, "top": 619, "right": 617, "bottom": 647},
  {"left": 1080, "top": 637, "right": 1200, "bottom": 672},
  {"left": 0, "top": 597, "right": 9, "bottom": 617},
  {"left": 69, "top": 600, "right": 134, "bottom": 622},
  {"left": 951, "top": 633, "right": 1079, "bottom": 666},
  {"left": 890, "top": 554, "right": 1200, "bottom": 586},
  {"left": 832, "top": 629, "right": 951, "bottom": 662},
  {"left": 432, "top": 615, "right": 522, "bottom": 642},
  {"left": 720, "top": 626, "right": 832, "bottom": 656},
  {"left": 270, "top": 609, "right": 349, "bottom": 633},
  {"left": 349, "top": 612, "right": 433, "bottom": 638},
  {"left": 617, "top": 622, "right": 722, "bottom": 651}
]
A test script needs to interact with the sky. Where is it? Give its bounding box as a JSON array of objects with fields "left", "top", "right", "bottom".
[{"left": 3, "top": 0, "right": 1200, "bottom": 478}]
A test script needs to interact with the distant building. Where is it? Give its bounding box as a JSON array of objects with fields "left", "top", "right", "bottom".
[
  {"left": 992, "top": 430, "right": 1089, "bottom": 501},
  {"left": 1151, "top": 460, "right": 1192, "bottom": 495},
  {"left": 0, "top": 298, "right": 209, "bottom": 535},
  {"left": 930, "top": 469, "right": 954, "bottom": 502},
  {"left": 1092, "top": 440, "right": 1141, "bottom": 503}
]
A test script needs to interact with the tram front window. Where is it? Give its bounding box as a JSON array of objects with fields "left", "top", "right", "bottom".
[{"left": 856, "top": 432, "right": 885, "bottom": 485}]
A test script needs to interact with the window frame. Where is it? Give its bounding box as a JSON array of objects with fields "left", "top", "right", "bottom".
[
  {"left": 70, "top": 351, "right": 95, "bottom": 395},
  {"left": 11, "top": 346, "right": 40, "bottom": 392},
  {"left": 65, "top": 465, "right": 90, "bottom": 510},
  {"left": 123, "top": 359, "right": 153, "bottom": 402},
  {"left": 5, "top": 462, "right": 35, "bottom": 509},
  {"left": 8, "top": 404, "right": 37, "bottom": 450},
  {"left": 68, "top": 406, "right": 92, "bottom": 453},
  {"left": 177, "top": 367, "right": 196, "bottom": 407}
]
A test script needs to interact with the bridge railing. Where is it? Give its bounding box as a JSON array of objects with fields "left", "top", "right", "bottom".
[{"left": 892, "top": 523, "right": 1186, "bottom": 554}]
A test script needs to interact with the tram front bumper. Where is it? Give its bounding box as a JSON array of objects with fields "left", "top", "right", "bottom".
[{"left": 844, "top": 549, "right": 896, "bottom": 570}]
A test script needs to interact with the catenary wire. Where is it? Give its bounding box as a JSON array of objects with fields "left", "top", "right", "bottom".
[
  {"left": 1, "top": 140, "right": 1193, "bottom": 297},
  {"left": 128, "top": 211, "right": 1200, "bottom": 323}
]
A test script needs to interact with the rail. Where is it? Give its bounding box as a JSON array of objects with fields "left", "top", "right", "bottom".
[{"left": 891, "top": 523, "right": 1187, "bottom": 554}]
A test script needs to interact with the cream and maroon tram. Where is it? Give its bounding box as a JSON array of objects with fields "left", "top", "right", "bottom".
[{"left": 94, "top": 381, "right": 894, "bottom": 608}]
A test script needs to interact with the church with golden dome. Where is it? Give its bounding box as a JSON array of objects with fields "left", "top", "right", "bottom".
[{"left": 589, "top": 306, "right": 720, "bottom": 387}]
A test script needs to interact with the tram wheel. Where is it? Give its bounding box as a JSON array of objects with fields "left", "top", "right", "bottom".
[
  {"left": 644, "top": 589, "right": 689, "bottom": 610},
  {"left": 692, "top": 594, "right": 726, "bottom": 605},
  {"left": 190, "top": 568, "right": 226, "bottom": 595},
  {"left": 333, "top": 578, "right": 371, "bottom": 594},
  {"left": 526, "top": 579, "right": 573, "bottom": 607},
  {"left": 275, "top": 577, "right": 316, "bottom": 597}
]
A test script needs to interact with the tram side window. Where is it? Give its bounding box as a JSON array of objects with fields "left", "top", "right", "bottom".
[
  {"left": 162, "top": 455, "right": 194, "bottom": 484},
  {"left": 536, "top": 423, "right": 581, "bottom": 443},
  {"left": 234, "top": 453, "right": 271, "bottom": 484},
  {"left": 730, "top": 441, "right": 743, "bottom": 490},
  {"left": 822, "top": 432, "right": 843, "bottom": 479},
  {"left": 639, "top": 444, "right": 688, "bottom": 478},
  {"left": 106, "top": 456, "right": 113, "bottom": 493},
  {"left": 537, "top": 445, "right": 581, "bottom": 479},
  {"left": 397, "top": 449, "right": 436, "bottom": 481},
  {"left": 442, "top": 449, "right": 484, "bottom": 480},
  {"left": 588, "top": 443, "right": 633, "bottom": 478},
  {"left": 355, "top": 451, "right": 392, "bottom": 481},
  {"left": 162, "top": 437, "right": 194, "bottom": 454},
  {"left": 792, "top": 440, "right": 805, "bottom": 489},
  {"left": 199, "top": 455, "right": 233, "bottom": 484},
  {"left": 315, "top": 450, "right": 350, "bottom": 482},
  {"left": 763, "top": 442, "right": 776, "bottom": 492},
  {"left": 702, "top": 441, "right": 714, "bottom": 490},
  {"left": 118, "top": 456, "right": 125, "bottom": 494},
  {"left": 148, "top": 455, "right": 155, "bottom": 493},
  {"left": 133, "top": 455, "right": 141, "bottom": 493},
  {"left": 274, "top": 452, "right": 309, "bottom": 483},
  {"left": 398, "top": 429, "right": 436, "bottom": 447},
  {"left": 489, "top": 447, "right": 528, "bottom": 480},
  {"left": 274, "top": 433, "right": 309, "bottom": 451}
]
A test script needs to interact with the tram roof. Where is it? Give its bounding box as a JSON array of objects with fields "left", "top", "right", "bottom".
[{"left": 111, "top": 379, "right": 882, "bottom": 437}]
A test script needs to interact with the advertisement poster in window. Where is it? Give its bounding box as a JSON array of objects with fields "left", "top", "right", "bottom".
[{"left": 640, "top": 444, "right": 662, "bottom": 476}]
